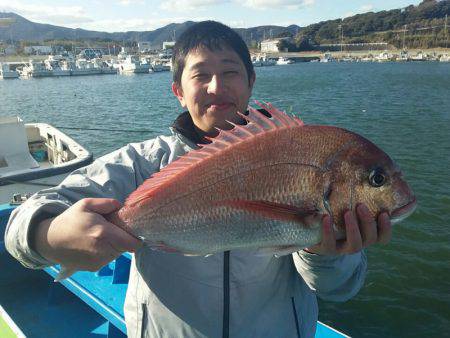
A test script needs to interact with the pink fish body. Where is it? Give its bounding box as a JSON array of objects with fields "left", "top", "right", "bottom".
[{"left": 110, "top": 102, "right": 416, "bottom": 256}]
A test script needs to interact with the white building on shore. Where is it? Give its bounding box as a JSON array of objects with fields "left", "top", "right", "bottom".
[{"left": 260, "top": 37, "right": 292, "bottom": 52}]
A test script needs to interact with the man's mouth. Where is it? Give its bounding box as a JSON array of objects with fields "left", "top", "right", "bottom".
[{"left": 207, "top": 102, "right": 233, "bottom": 110}]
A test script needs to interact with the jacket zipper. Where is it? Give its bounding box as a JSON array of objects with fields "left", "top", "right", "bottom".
[
  {"left": 223, "top": 251, "right": 230, "bottom": 338},
  {"left": 291, "top": 297, "right": 301, "bottom": 338}
]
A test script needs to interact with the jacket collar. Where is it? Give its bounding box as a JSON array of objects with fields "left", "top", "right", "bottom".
[{"left": 171, "top": 108, "right": 271, "bottom": 145}]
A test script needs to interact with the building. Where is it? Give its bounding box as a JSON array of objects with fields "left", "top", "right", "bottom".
[
  {"left": 23, "top": 46, "right": 53, "bottom": 55},
  {"left": 260, "top": 37, "right": 292, "bottom": 52},
  {"left": 3, "top": 45, "right": 16, "bottom": 55},
  {"left": 138, "top": 42, "right": 152, "bottom": 53},
  {"left": 162, "top": 41, "right": 175, "bottom": 50}
]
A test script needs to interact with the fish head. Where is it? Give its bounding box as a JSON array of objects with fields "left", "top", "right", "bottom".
[{"left": 326, "top": 131, "right": 416, "bottom": 227}]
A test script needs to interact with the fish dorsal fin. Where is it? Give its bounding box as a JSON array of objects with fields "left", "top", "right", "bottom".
[{"left": 125, "top": 101, "right": 305, "bottom": 207}]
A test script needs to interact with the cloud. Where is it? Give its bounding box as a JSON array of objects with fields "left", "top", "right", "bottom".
[
  {"left": 360, "top": 4, "right": 374, "bottom": 12},
  {"left": 0, "top": 0, "right": 93, "bottom": 26},
  {"left": 241, "top": 0, "right": 315, "bottom": 11},
  {"left": 160, "top": 0, "right": 230, "bottom": 12},
  {"left": 343, "top": 4, "right": 374, "bottom": 18},
  {"left": 81, "top": 16, "right": 210, "bottom": 32},
  {"left": 118, "top": 0, "right": 145, "bottom": 6}
]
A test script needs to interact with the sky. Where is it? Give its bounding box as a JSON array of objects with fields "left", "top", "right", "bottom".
[{"left": 0, "top": 0, "right": 423, "bottom": 32}]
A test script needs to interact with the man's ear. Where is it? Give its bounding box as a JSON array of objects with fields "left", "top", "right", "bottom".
[{"left": 172, "top": 82, "right": 186, "bottom": 108}]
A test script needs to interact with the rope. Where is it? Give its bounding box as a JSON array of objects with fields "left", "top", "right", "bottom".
[{"left": 54, "top": 126, "right": 154, "bottom": 133}]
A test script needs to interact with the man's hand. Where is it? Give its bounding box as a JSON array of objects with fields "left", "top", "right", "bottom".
[
  {"left": 33, "top": 198, "right": 142, "bottom": 273},
  {"left": 305, "top": 204, "right": 392, "bottom": 255}
]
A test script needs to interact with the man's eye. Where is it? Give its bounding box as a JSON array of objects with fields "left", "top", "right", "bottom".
[
  {"left": 224, "top": 70, "right": 238, "bottom": 76},
  {"left": 193, "top": 73, "right": 208, "bottom": 79}
]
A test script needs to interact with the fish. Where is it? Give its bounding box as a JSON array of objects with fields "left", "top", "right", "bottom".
[
  {"left": 55, "top": 101, "right": 416, "bottom": 280},
  {"left": 103, "top": 101, "right": 417, "bottom": 257}
]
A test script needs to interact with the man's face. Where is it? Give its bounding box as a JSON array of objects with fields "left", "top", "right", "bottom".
[{"left": 172, "top": 46, "right": 255, "bottom": 135}]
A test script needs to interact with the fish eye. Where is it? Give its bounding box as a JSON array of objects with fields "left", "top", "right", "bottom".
[{"left": 369, "top": 168, "right": 386, "bottom": 187}]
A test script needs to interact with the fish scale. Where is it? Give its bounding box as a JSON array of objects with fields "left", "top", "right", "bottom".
[{"left": 107, "top": 101, "right": 416, "bottom": 256}]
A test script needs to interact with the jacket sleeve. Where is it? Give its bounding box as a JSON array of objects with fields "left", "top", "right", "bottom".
[
  {"left": 4, "top": 136, "right": 182, "bottom": 269},
  {"left": 292, "top": 250, "right": 367, "bottom": 302}
]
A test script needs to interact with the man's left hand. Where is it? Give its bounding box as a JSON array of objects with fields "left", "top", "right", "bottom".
[{"left": 305, "top": 204, "right": 392, "bottom": 255}]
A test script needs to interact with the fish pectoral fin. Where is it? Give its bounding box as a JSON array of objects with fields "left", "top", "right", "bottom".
[
  {"left": 219, "top": 200, "right": 321, "bottom": 226},
  {"left": 255, "top": 245, "right": 306, "bottom": 257}
]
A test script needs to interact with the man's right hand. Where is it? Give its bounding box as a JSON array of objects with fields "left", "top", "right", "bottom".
[{"left": 33, "top": 198, "right": 142, "bottom": 273}]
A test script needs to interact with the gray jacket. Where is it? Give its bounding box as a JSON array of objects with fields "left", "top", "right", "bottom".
[{"left": 5, "top": 126, "right": 367, "bottom": 338}]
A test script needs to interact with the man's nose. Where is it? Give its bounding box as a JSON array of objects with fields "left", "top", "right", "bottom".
[{"left": 207, "top": 75, "right": 225, "bottom": 95}]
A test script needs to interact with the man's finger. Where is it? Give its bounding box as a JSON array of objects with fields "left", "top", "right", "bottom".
[
  {"left": 320, "top": 215, "right": 336, "bottom": 254},
  {"left": 81, "top": 198, "right": 122, "bottom": 215},
  {"left": 338, "top": 210, "right": 362, "bottom": 254},
  {"left": 107, "top": 223, "right": 143, "bottom": 253},
  {"left": 377, "top": 212, "right": 392, "bottom": 245},
  {"left": 356, "top": 204, "right": 377, "bottom": 247}
]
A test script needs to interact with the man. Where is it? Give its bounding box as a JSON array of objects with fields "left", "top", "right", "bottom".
[{"left": 5, "top": 21, "right": 391, "bottom": 337}]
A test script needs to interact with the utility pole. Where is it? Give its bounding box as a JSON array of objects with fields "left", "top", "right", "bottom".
[
  {"left": 338, "top": 24, "right": 343, "bottom": 52},
  {"left": 445, "top": 14, "right": 448, "bottom": 49},
  {"left": 403, "top": 24, "right": 407, "bottom": 50}
]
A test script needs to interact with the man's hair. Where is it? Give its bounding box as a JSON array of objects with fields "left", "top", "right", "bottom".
[{"left": 172, "top": 21, "right": 254, "bottom": 86}]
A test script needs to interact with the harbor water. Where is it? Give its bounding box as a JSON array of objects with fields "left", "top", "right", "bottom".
[{"left": 1, "top": 62, "right": 449, "bottom": 337}]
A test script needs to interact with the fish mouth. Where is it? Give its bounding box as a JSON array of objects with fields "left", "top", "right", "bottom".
[{"left": 390, "top": 197, "right": 417, "bottom": 224}]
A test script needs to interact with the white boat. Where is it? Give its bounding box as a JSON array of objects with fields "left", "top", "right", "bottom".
[
  {"left": 151, "top": 59, "right": 171, "bottom": 72},
  {"left": 0, "top": 63, "right": 19, "bottom": 79},
  {"left": 396, "top": 50, "right": 409, "bottom": 62},
  {"left": 0, "top": 117, "right": 93, "bottom": 204},
  {"left": 117, "top": 55, "right": 150, "bottom": 74},
  {"left": 320, "top": 53, "right": 335, "bottom": 63},
  {"left": 72, "top": 58, "right": 102, "bottom": 76},
  {"left": 439, "top": 54, "right": 450, "bottom": 62},
  {"left": 375, "top": 51, "right": 394, "bottom": 62},
  {"left": 276, "top": 57, "right": 294, "bottom": 65},
  {"left": 251, "top": 54, "right": 276, "bottom": 67},
  {"left": 410, "top": 51, "right": 427, "bottom": 61},
  {"left": 44, "top": 55, "right": 71, "bottom": 76},
  {"left": 251, "top": 56, "right": 262, "bottom": 67},
  {"left": 360, "top": 55, "right": 374, "bottom": 62},
  {"left": 92, "top": 58, "right": 117, "bottom": 74},
  {"left": 20, "top": 60, "right": 53, "bottom": 78}
]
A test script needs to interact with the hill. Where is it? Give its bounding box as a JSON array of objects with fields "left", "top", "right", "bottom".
[{"left": 0, "top": 0, "right": 448, "bottom": 50}]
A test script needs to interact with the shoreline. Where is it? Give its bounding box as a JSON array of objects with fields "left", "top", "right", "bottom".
[{"left": 1, "top": 48, "right": 450, "bottom": 63}]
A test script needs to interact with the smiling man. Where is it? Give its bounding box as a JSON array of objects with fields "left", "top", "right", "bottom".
[{"left": 5, "top": 21, "right": 391, "bottom": 338}]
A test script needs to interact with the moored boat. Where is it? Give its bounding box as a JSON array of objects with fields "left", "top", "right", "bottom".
[
  {"left": 0, "top": 117, "right": 93, "bottom": 204},
  {"left": 276, "top": 57, "right": 294, "bottom": 65},
  {"left": 20, "top": 60, "right": 53, "bottom": 78},
  {"left": 0, "top": 63, "right": 19, "bottom": 79}
]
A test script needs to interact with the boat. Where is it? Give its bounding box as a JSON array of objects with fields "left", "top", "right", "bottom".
[
  {"left": 320, "top": 53, "right": 335, "bottom": 63},
  {"left": 0, "top": 200, "right": 350, "bottom": 338},
  {"left": 20, "top": 60, "right": 53, "bottom": 78},
  {"left": 151, "top": 59, "right": 171, "bottom": 72},
  {"left": 71, "top": 58, "right": 102, "bottom": 76},
  {"left": 375, "top": 51, "right": 394, "bottom": 62},
  {"left": 276, "top": 57, "right": 294, "bottom": 65},
  {"left": 439, "top": 54, "right": 450, "bottom": 62},
  {"left": 0, "top": 63, "right": 19, "bottom": 79},
  {"left": 251, "top": 55, "right": 263, "bottom": 67},
  {"left": 396, "top": 50, "right": 410, "bottom": 62},
  {"left": 44, "top": 55, "right": 71, "bottom": 76},
  {"left": 117, "top": 55, "right": 150, "bottom": 74},
  {"left": 0, "top": 116, "right": 93, "bottom": 204},
  {"left": 410, "top": 51, "right": 427, "bottom": 62},
  {"left": 92, "top": 58, "right": 118, "bottom": 74}
]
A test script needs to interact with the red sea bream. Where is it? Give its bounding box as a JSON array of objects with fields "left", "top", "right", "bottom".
[{"left": 109, "top": 102, "right": 417, "bottom": 256}]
